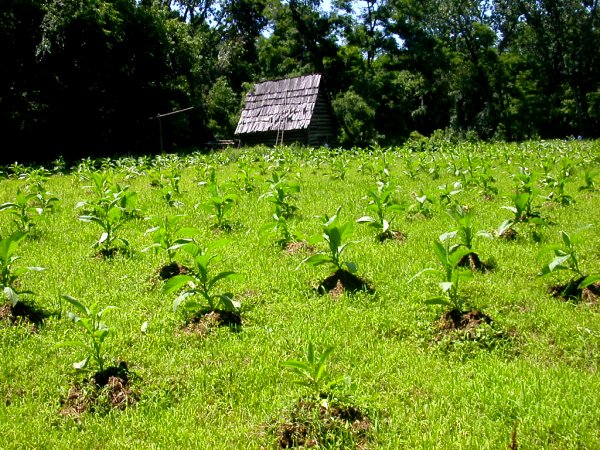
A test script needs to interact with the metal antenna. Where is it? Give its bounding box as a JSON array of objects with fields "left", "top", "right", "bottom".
[{"left": 151, "top": 106, "right": 194, "bottom": 152}]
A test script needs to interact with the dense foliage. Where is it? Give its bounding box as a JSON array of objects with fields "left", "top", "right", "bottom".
[{"left": 2, "top": 0, "right": 600, "bottom": 161}]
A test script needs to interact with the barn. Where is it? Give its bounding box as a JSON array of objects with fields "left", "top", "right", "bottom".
[{"left": 234, "top": 73, "right": 336, "bottom": 147}]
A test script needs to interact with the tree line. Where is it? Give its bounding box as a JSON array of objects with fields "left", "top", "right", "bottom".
[{"left": 2, "top": 0, "right": 599, "bottom": 162}]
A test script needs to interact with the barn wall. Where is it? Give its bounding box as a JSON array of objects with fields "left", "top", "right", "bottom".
[
  {"left": 307, "top": 90, "right": 336, "bottom": 146},
  {"left": 239, "top": 129, "right": 309, "bottom": 147}
]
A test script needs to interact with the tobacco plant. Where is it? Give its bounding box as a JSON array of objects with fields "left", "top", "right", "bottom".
[
  {"left": 538, "top": 229, "right": 600, "bottom": 297},
  {"left": 411, "top": 237, "right": 474, "bottom": 312},
  {"left": 260, "top": 212, "right": 301, "bottom": 249},
  {"left": 356, "top": 180, "right": 404, "bottom": 240},
  {"left": 301, "top": 208, "right": 358, "bottom": 274},
  {"left": 164, "top": 241, "right": 240, "bottom": 314},
  {"left": 0, "top": 231, "right": 45, "bottom": 307},
  {"left": 78, "top": 189, "right": 136, "bottom": 254},
  {"left": 0, "top": 188, "right": 43, "bottom": 234},
  {"left": 282, "top": 342, "right": 344, "bottom": 398},
  {"left": 59, "top": 295, "right": 117, "bottom": 373},
  {"left": 260, "top": 172, "right": 300, "bottom": 219},
  {"left": 199, "top": 170, "right": 239, "bottom": 230},
  {"left": 142, "top": 215, "right": 198, "bottom": 264}
]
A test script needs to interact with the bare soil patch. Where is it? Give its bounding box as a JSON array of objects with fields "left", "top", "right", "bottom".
[
  {"left": 60, "top": 362, "right": 137, "bottom": 418},
  {"left": 157, "top": 262, "right": 190, "bottom": 280},
  {"left": 274, "top": 398, "right": 371, "bottom": 448},
  {"left": 316, "top": 269, "right": 374, "bottom": 297},
  {"left": 0, "top": 301, "right": 47, "bottom": 331},
  {"left": 283, "top": 241, "right": 315, "bottom": 255},
  {"left": 457, "top": 252, "right": 492, "bottom": 272},
  {"left": 436, "top": 309, "right": 493, "bottom": 335},
  {"left": 549, "top": 277, "right": 600, "bottom": 304},
  {"left": 378, "top": 230, "right": 406, "bottom": 243},
  {"left": 179, "top": 310, "right": 241, "bottom": 337}
]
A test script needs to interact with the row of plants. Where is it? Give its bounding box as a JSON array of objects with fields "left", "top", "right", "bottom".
[{"left": 1, "top": 140, "right": 599, "bottom": 448}]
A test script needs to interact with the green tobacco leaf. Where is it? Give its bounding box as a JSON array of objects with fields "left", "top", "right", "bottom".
[
  {"left": 62, "top": 295, "right": 90, "bottom": 316},
  {"left": 73, "top": 358, "right": 89, "bottom": 370},
  {"left": 356, "top": 216, "right": 375, "bottom": 224},
  {"left": 163, "top": 274, "right": 194, "bottom": 294},
  {"left": 4, "top": 286, "right": 20, "bottom": 307},
  {"left": 344, "top": 261, "right": 358, "bottom": 274},
  {"left": 425, "top": 297, "right": 451, "bottom": 307},
  {"left": 302, "top": 254, "right": 332, "bottom": 267},
  {"left": 579, "top": 274, "right": 600, "bottom": 289}
]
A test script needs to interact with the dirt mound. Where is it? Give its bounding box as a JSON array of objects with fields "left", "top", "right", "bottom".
[
  {"left": 60, "top": 362, "right": 137, "bottom": 418},
  {"left": 179, "top": 310, "right": 241, "bottom": 337},
  {"left": 317, "top": 269, "right": 374, "bottom": 297},
  {"left": 275, "top": 398, "right": 371, "bottom": 448}
]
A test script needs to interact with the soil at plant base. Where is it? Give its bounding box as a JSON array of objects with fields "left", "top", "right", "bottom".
[
  {"left": 457, "top": 252, "right": 492, "bottom": 272},
  {"left": 436, "top": 309, "right": 493, "bottom": 336},
  {"left": 317, "top": 269, "right": 374, "bottom": 297},
  {"left": 274, "top": 398, "right": 371, "bottom": 448},
  {"left": 179, "top": 310, "right": 241, "bottom": 337},
  {"left": 550, "top": 277, "right": 600, "bottom": 304},
  {"left": 283, "top": 241, "right": 315, "bottom": 255},
  {"left": 60, "top": 362, "right": 138, "bottom": 418},
  {"left": 158, "top": 262, "right": 190, "bottom": 280},
  {"left": 94, "top": 247, "right": 130, "bottom": 260},
  {"left": 378, "top": 230, "right": 406, "bottom": 243},
  {"left": 0, "top": 301, "right": 47, "bottom": 331},
  {"left": 498, "top": 228, "right": 518, "bottom": 240}
]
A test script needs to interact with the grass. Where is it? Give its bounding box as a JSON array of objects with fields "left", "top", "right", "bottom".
[{"left": 0, "top": 140, "right": 599, "bottom": 448}]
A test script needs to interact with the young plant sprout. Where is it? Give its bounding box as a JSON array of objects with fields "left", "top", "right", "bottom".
[
  {"left": 411, "top": 236, "right": 474, "bottom": 313},
  {"left": 59, "top": 295, "right": 117, "bottom": 373},
  {"left": 538, "top": 229, "right": 600, "bottom": 299},
  {"left": 163, "top": 241, "right": 240, "bottom": 315},
  {"left": 282, "top": 342, "right": 345, "bottom": 399},
  {"left": 0, "top": 231, "right": 45, "bottom": 308},
  {"left": 356, "top": 180, "right": 404, "bottom": 241},
  {"left": 301, "top": 208, "right": 358, "bottom": 274}
]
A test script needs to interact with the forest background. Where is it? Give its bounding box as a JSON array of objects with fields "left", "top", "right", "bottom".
[{"left": 2, "top": 0, "right": 600, "bottom": 162}]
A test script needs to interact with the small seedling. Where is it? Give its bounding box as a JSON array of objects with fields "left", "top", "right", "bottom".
[
  {"left": 142, "top": 215, "right": 198, "bottom": 264},
  {"left": 538, "top": 229, "right": 600, "bottom": 298},
  {"left": 411, "top": 237, "right": 473, "bottom": 312},
  {"left": 356, "top": 180, "right": 404, "bottom": 241},
  {"left": 282, "top": 342, "right": 345, "bottom": 398},
  {"left": 301, "top": 208, "right": 358, "bottom": 274},
  {"left": 59, "top": 295, "right": 117, "bottom": 373},
  {"left": 199, "top": 170, "right": 239, "bottom": 231},
  {"left": 259, "top": 172, "right": 300, "bottom": 219},
  {"left": 0, "top": 231, "right": 45, "bottom": 307},
  {"left": 78, "top": 191, "right": 133, "bottom": 255},
  {"left": 260, "top": 212, "right": 301, "bottom": 249},
  {"left": 163, "top": 241, "right": 240, "bottom": 314},
  {"left": 0, "top": 188, "right": 43, "bottom": 234}
]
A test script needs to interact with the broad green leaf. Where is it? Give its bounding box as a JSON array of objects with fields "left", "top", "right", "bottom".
[
  {"left": 439, "top": 281, "right": 454, "bottom": 293},
  {"left": 163, "top": 274, "right": 194, "bottom": 294},
  {"left": 62, "top": 295, "right": 90, "bottom": 316},
  {"left": 302, "top": 254, "right": 332, "bottom": 267},
  {"left": 73, "top": 358, "right": 89, "bottom": 370},
  {"left": 548, "top": 254, "right": 571, "bottom": 272},
  {"left": 344, "top": 261, "right": 358, "bottom": 274},
  {"left": 356, "top": 216, "right": 375, "bottom": 224},
  {"left": 579, "top": 274, "right": 600, "bottom": 289},
  {"left": 207, "top": 271, "right": 238, "bottom": 290},
  {"left": 425, "top": 297, "right": 451, "bottom": 307},
  {"left": 4, "top": 286, "right": 19, "bottom": 307},
  {"left": 560, "top": 231, "right": 572, "bottom": 249}
]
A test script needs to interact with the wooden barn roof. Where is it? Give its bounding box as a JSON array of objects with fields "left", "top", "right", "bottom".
[{"left": 235, "top": 74, "right": 322, "bottom": 135}]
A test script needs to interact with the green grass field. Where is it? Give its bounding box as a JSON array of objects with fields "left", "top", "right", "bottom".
[{"left": 1, "top": 140, "right": 599, "bottom": 449}]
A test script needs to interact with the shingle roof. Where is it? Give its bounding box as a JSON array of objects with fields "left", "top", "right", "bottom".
[{"left": 235, "top": 74, "right": 321, "bottom": 135}]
